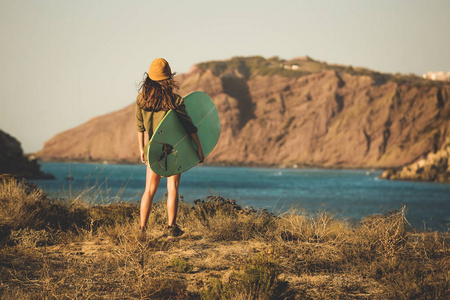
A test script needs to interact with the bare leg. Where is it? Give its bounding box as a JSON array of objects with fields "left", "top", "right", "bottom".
[
  {"left": 166, "top": 173, "right": 181, "bottom": 227},
  {"left": 140, "top": 164, "right": 161, "bottom": 229}
]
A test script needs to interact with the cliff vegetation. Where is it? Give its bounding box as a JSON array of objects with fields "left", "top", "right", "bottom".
[{"left": 196, "top": 56, "right": 446, "bottom": 86}]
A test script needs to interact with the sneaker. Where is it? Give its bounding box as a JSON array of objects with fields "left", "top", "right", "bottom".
[
  {"left": 138, "top": 226, "right": 147, "bottom": 241},
  {"left": 167, "top": 224, "right": 184, "bottom": 237}
]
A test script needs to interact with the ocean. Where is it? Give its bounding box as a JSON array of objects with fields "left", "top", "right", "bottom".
[{"left": 31, "top": 162, "right": 450, "bottom": 231}]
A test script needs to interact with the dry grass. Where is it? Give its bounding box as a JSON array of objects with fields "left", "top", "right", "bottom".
[{"left": 0, "top": 175, "right": 448, "bottom": 299}]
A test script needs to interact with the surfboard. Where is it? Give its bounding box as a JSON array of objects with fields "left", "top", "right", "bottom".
[{"left": 147, "top": 91, "right": 220, "bottom": 177}]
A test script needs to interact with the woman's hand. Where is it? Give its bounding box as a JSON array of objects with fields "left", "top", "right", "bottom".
[
  {"left": 137, "top": 132, "right": 146, "bottom": 165},
  {"left": 140, "top": 148, "right": 147, "bottom": 165},
  {"left": 197, "top": 148, "right": 205, "bottom": 163},
  {"left": 190, "top": 132, "right": 205, "bottom": 163}
]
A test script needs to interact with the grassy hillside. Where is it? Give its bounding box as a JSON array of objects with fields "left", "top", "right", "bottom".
[
  {"left": 196, "top": 56, "right": 447, "bottom": 87},
  {"left": 1, "top": 175, "right": 448, "bottom": 299}
]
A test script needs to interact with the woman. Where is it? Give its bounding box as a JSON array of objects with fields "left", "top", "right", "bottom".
[{"left": 136, "top": 58, "right": 204, "bottom": 237}]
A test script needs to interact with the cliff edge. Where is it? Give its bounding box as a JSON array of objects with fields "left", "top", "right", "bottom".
[{"left": 0, "top": 130, "right": 53, "bottom": 179}]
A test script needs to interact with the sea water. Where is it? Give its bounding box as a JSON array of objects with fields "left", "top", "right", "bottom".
[{"left": 31, "top": 162, "right": 450, "bottom": 231}]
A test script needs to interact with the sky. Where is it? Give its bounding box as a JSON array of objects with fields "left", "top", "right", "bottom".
[{"left": 1, "top": 0, "right": 449, "bottom": 153}]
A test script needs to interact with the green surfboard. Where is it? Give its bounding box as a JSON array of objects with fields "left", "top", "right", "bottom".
[{"left": 147, "top": 91, "right": 220, "bottom": 177}]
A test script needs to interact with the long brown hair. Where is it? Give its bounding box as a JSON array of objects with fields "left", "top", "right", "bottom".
[{"left": 137, "top": 73, "right": 180, "bottom": 111}]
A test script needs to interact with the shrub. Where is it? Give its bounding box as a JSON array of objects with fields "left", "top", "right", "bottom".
[
  {"left": 170, "top": 257, "right": 194, "bottom": 273},
  {"left": 9, "top": 228, "right": 54, "bottom": 248},
  {"left": 355, "top": 206, "right": 409, "bottom": 259},
  {"left": 201, "top": 254, "right": 287, "bottom": 300},
  {"left": 0, "top": 175, "right": 89, "bottom": 243},
  {"left": 191, "top": 196, "right": 275, "bottom": 241}
]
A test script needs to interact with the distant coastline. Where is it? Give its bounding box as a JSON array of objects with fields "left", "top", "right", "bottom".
[
  {"left": 34, "top": 157, "right": 450, "bottom": 186},
  {"left": 35, "top": 156, "right": 388, "bottom": 171}
]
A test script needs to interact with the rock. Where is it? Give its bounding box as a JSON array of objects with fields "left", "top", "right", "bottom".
[
  {"left": 0, "top": 130, "right": 54, "bottom": 179},
  {"left": 380, "top": 137, "right": 450, "bottom": 183}
]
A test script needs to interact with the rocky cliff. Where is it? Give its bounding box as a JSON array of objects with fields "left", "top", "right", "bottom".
[
  {"left": 380, "top": 137, "right": 450, "bottom": 182},
  {"left": 0, "top": 130, "right": 53, "bottom": 179},
  {"left": 36, "top": 56, "right": 450, "bottom": 169}
]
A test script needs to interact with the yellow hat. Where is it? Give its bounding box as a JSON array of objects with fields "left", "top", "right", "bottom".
[{"left": 148, "top": 58, "right": 172, "bottom": 81}]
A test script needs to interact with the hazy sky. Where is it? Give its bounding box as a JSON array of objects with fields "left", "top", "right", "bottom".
[{"left": 1, "top": 0, "right": 449, "bottom": 153}]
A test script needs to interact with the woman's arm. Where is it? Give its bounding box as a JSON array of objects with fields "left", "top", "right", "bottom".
[
  {"left": 190, "top": 132, "right": 205, "bottom": 163},
  {"left": 136, "top": 103, "right": 147, "bottom": 164},
  {"left": 174, "top": 96, "right": 204, "bottom": 162},
  {"left": 137, "top": 131, "right": 146, "bottom": 164}
]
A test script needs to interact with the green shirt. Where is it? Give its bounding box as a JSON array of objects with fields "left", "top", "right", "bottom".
[{"left": 135, "top": 93, "right": 197, "bottom": 140}]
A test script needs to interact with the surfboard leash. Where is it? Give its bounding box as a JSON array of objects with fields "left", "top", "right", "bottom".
[
  {"left": 160, "top": 143, "right": 173, "bottom": 174},
  {"left": 149, "top": 141, "right": 178, "bottom": 177}
]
